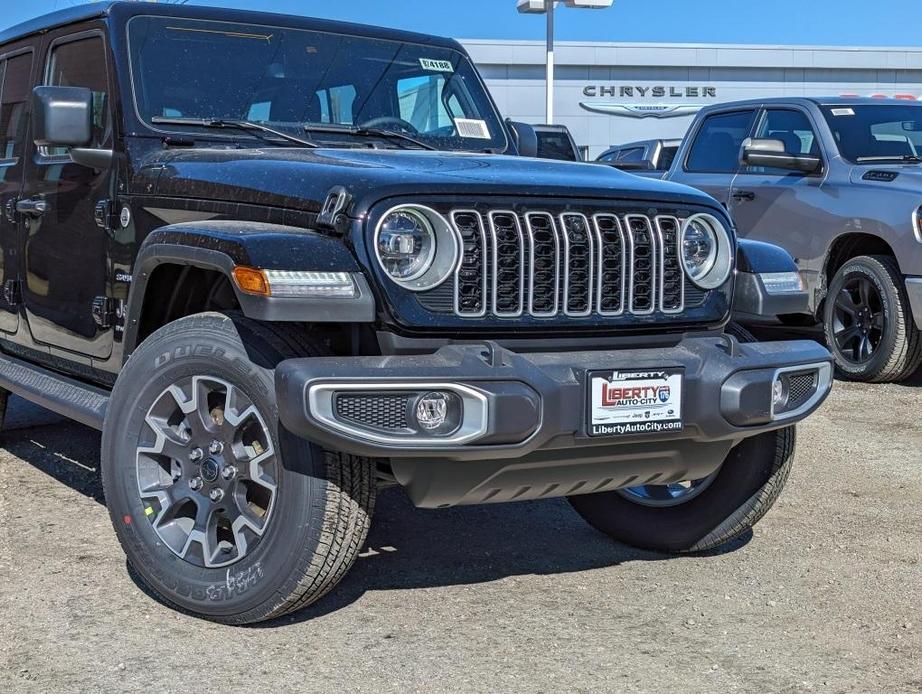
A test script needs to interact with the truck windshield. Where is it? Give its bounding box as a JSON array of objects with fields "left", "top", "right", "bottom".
[
  {"left": 820, "top": 104, "right": 922, "bottom": 163},
  {"left": 127, "top": 16, "right": 508, "bottom": 152}
]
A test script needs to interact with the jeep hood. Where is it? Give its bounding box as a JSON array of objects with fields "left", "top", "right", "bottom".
[{"left": 144, "top": 146, "right": 721, "bottom": 216}]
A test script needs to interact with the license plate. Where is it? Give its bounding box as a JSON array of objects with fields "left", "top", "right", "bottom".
[{"left": 587, "top": 368, "right": 684, "bottom": 437}]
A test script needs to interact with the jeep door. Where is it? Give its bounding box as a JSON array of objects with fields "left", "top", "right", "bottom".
[
  {"left": 673, "top": 108, "right": 757, "bottom": 208},
  {"left": 19, "top": 27, "right": 115, "bottom": 360},
  {"left": 0, "top": 44, "right": 35, "bottom": 335},
  {"left": 728, "top": 107, "right": 831, "bottom": 309}
]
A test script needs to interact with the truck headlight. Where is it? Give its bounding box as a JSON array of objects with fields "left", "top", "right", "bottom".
[
  {"left": 681, "top": 213, "right": 733, "bottom": 290},
  {"left": 374, "top": 205, "right": 459, "bottom": 291}
]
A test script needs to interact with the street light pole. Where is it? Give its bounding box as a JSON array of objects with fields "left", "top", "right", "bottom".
[{"left": 517, "top": 0, "right": 614, "bottom": 125}]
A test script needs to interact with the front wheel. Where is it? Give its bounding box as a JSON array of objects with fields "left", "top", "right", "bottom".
[
  {"left": 102, "top": 313, "right": 375, "bottom": 624},
  {"left": 823, "top": 255, "right": 922, "bottom": 382},
  {"left": 567, "top": 427, "right": 795, "bottom": 553}
]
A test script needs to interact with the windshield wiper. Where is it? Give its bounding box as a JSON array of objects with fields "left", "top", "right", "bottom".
[
  {"left": 302, "top": 122, "right": 437, "bottom": 151},
  {"left": 152, "top": 117, "right": 319, "bottom": 148},
  {"left": 855, "top": 154, "right": 922, "bottom": 163}
]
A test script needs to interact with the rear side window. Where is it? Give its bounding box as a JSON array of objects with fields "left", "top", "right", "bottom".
[
  {"left": 686, "top": 110, "right": 756, "bottom": 173},
  {"left": 0, "top": 51, "right": 33, "bottom": 162},
  {"left": 44, "top": 35, "right": 110, "bottom": 155},
  {"left": 536, "top": 131, "right": 577, "bottom": 161},
  {"left": 658, "top": 145, "right": 678, "bottom": 170},
  {"left": 615, "top": 147, "right": 645, "bottom": 163}
]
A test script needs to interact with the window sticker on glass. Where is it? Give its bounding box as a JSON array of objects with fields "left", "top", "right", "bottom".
[
  {"left": 831, "top": 108, "right": 855, "bottom": 116},
  {"left": 454, "top": 118, "right": 491, "bottom": 139},
  {"left": 419, "top": 58, "right": 454, "bottom": 73}
]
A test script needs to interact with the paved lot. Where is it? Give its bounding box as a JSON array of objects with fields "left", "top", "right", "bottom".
[{"left": 2, "top": 369, "right": 922, "bottom": 693}]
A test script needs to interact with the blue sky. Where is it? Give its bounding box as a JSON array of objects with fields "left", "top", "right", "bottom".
[{"left": 3, "top": 0, "right": 921, "bottom": 46}]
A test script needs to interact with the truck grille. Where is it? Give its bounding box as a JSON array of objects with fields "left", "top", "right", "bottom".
[{"left": 449, "top": 210, "right": 686, "bottom": 319}]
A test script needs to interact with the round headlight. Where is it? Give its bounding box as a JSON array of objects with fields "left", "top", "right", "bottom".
[
  {"left": 680, "top": 213, "right": 733, "bottom": 290},
  {"left": 376, "top": 208, "right": 436, "bottom": 281},
  {"left": 374, "top": 205, "right": 459, "bottom": 291}
]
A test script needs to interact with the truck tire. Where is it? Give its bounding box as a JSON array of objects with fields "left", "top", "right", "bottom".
[
  {"left": 101, "top": 312, "right": 375, "bottom": 624},
  {"left": 568, "top": 426, "right": 795, "bottom": 553},
  {"left": 823, "top": 255, "right": 922, "bottom": 383}
]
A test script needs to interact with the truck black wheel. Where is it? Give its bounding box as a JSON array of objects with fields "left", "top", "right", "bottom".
[
  {"left": 567, "top": 427, "right": 795, "bottom": 553},
  {"left": 823, "top": 255, "right": 922, "bottom": 383},
  {"left": 101, "top": 312, "right": 375, "bottom": 624}
]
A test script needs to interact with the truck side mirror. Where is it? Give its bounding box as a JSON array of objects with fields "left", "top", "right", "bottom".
[
  {"left": 740, "top": 137, "right": 822, "bottom": 174},
  {"left": 506, "top": 120, "right": 538, "bottom": 158},
  {"left": 32, "top": 86, "right": 114, "bottom": 169}
]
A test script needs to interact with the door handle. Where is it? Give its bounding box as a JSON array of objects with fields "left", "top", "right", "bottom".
[
  {"left": 731, "top": 190, "right": 756, "bottom": 202},
  {"left": 15, "top": 197, "right": 48, "bottom": 217}
]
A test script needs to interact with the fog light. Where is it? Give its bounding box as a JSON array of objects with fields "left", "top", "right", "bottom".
[
  {"left": 414, "top": 392, "right": 462, "bottom": 436},
  {"left": 772, "top": 378, "right": 789, "bottom": 411}
]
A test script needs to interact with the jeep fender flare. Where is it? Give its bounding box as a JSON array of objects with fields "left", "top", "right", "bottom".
[{"left": 123, "top": 221, "right": 375, "bottom": 354}]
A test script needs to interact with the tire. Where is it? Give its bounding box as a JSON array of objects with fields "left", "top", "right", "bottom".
[
  {"left": 101, "top": 312, "right": 375, "bottom": 624},
  {"left": 568, "top": 426, "right": 796, "bottom": 553},
  {"left": 823, "top": 255, "right": 922, "bottom": 383}
]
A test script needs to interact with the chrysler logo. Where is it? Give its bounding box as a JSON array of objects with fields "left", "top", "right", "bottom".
[
  {"left": 579, "top": 103, "right": 705, "bottom": 118},
  {"left": 580, "top": 85, "right": 717, "bottom": 118},
  {"left": 582, "top": 85, "right": 717, "bottom": 98}
]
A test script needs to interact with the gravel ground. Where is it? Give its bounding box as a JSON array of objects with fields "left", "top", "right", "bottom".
[{"left": 1, "top": 370, "right": 922, "bottom": 693}]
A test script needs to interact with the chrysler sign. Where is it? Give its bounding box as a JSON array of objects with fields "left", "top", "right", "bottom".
[{"left": 580, "top": 84, "right": 718, "bottom": 118}]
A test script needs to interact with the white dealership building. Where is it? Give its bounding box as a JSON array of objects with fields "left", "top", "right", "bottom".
[{"left": 460, "top": 40, "right": 922, "bottom": 158}]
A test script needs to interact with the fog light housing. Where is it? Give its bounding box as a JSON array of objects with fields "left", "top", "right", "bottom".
[
  {"left": 414, "top": 391, "right": 462, "bottom": 436},
  {"left": 772, "top": 377, "right": 789, "bottom": 411}
]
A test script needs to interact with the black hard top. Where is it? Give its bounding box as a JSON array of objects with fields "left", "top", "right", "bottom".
[{"left": 0, "top": 1, "right": 463, "bottom": 52}]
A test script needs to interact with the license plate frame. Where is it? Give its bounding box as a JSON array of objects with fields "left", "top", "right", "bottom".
[{"left": 586, "top": 367, "right": 684, "bottom": 437}]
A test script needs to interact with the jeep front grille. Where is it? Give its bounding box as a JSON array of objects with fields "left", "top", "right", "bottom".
[{"left": 448, "top": 209, "right": 686, "bottom": 319}]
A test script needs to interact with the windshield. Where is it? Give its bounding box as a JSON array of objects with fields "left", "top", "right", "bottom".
[
  {"left": 127, "top": 16, "right": 508, "bottom": 152},
  {"left": 820, "top": 104, "right": 922, "bottom": 163}
]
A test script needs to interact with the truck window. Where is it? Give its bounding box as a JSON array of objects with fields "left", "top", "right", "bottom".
[
  {"left": 0, "top": 51, "right": 32, "bottom": 163},
  {"left": 820, "top": 104, "right": 922, "bottom": 162},
  {"left": 44, "top": 36, "right": 110, "bottom": 156},
  {"left": 535, "top": 130, "right": 578, "bottom": 161},
  {"left": 615, "top": 147, "right": 645, "bottom": 163},
  {"left": 658, "top": 145, "right": 678, "bottom": 170},
  {"left": 746, "top": 108, "right": 819, "bottom": 174},
  {"left": 686, "top": 110, "right": 755, "bottom": 173}
]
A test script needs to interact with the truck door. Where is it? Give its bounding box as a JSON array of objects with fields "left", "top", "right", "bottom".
[
  {"left": 20, "top": 29, "right": 114, "bottom": 359},
  {"left": 728, "top": 107, "right": 829, "bottom": 292},
  {"left": 0, "top": 46, "right": 34, "bottom": 334},
  {"left": 675, "top": 109, "right": 757, "bottom": 209}
]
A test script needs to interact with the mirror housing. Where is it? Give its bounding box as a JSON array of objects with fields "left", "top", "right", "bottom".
[
  {"left": 610, "top": 160, "right": 656, "bottom": 171},
  {"left": 740, "top": 137, "right": 822, "bottom": 173},
  {"left": 32, "top": 86, "right": 93, "bottom": 148},
  {"left": 506, "top": 119, "right": 538, "bottom": 158}
]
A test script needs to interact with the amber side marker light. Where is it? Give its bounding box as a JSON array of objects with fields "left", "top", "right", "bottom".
[{"left": 232, "top": 267, "right": 359, "bottom": 299}]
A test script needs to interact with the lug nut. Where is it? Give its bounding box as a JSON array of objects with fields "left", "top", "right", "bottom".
[
  {"left": 209, "top": 440, "right": 224, "bottom": 455},
  {"left": 221, "top": 465, "right": 237, "bottom": 480},
  {"left": 189, "top": 447, "right": 204, "bottom": 462},
  {"left": 209, "top": 488, "right": 224, "bottom": 502},
  {"left": 189, "top": 476, "right": 204, "bottom": 491}
]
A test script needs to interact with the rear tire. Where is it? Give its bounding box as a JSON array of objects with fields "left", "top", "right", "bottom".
[
  {"left": 568, "top": 427, "right": 795, "bottom": 553},
  {"left": 823, "top": 255, "right": 922, "bottom": 382},
  {"left": 102, "top": 312, "right": 375, "bottom": 624}
]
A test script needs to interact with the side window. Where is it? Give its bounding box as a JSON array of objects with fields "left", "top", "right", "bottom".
[
  {"left": 0, "top": 51, "right": 33, "bottom": 162},
  {"left": 598, "top": 151, "right": 618, "bottom": 162},
  {"left": 615, "top": 147, "right": 645, "bottom": 163},
  {"left": 44, "top": 35, "right": 110, "bottom": 155},
  {"left": 658, "top": 146, "right": 678, "bottom": 170},
  {"left": 748, "top": 109, "right": 820, "bottom": 175},
  {"left": 686, "top": 110, "right": 756, "bottom": 173}
]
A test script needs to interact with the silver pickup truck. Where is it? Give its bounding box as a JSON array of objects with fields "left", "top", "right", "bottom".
[{"left": 667, "top": 97, "right": 922, "bottom": 383}]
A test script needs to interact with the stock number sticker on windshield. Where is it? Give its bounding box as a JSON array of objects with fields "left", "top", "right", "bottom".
[
  {"left": 454, "top": 118, "right": 491, "bottom": 139},
  {"left": 420, "top": 58, "right": 455, "bottom": 72},
  {"left": 588, "top": 369, "right": 684, "bottom": 437}
]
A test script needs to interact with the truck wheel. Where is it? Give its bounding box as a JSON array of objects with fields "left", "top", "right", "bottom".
[
  {"left": 823, "top": 255, "right": 922, "bottom": 382},
  {"left": 568, "top": 427, "right": 795, "bottom": 553},
  {"left": 101, "top": 312, "right": 375, "bottom": 624}
]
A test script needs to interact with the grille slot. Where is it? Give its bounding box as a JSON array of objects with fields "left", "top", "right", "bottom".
[
  {"left": 443, "top": 209, "right": 692, "bottom": 319},
  {"left": 488, "top": 211, "right": 525, "bottom": 317},
  {"left": 787, "top": 372, "right": 818, "bottom": 410},
  {"left": 335, "top": 393, "right": 410, "bottom": 431}
]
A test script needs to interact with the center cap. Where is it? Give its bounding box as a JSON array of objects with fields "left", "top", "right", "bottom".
[{"left": 200, "top": 458, "right": 220, "bottom": 483}]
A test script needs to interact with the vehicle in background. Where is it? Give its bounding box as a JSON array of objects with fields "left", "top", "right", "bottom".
[
  {"left": 597, "top": 139, "right": 681, "bottom": 178},
  {"left": 666, "top": 97, "right": 922, "bottom": 382},
  {"left": 533, "top": 123, "right": 582, "bottom": 161}
]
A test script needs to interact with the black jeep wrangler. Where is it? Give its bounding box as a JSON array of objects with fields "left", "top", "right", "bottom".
[{"left": 0, "top": 2, "right": 832, "bottom": 624}]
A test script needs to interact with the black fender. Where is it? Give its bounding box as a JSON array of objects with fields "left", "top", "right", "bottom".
[
  {"left": 123, "top": 221, "right": 375, "bottom": 354},
  {"left": 732, "top": 239, "right": 809, "bottom": 322}
]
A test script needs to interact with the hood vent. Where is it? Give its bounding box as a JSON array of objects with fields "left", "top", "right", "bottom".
[{"left": 862, "top": 170, "right": 900, "bottom": 182}]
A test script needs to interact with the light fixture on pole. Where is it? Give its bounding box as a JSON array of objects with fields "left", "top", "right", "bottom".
[{"left": 516, "top": 0, "right": 614, "bottom": 124}]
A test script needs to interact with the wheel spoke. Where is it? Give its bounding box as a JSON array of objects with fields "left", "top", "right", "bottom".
[
  {"left": 836, "top": 288, "right": 860, "bottom": 316},
  {"left": 858, "top": 279, "right": 872, "bottom": 308},
  {"left": 834, "top": 325, "right": 861, "bottom": 349}
]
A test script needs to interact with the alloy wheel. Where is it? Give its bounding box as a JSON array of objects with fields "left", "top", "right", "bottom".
[
  {"left": 616, "top": 467, "right": 721, "bottom": 508},
  {"left": 832, "top": 277, "right": 884, "bottom": 364},
  {"left": 135, "top": 376, "right": 278, "bottom": 568}
]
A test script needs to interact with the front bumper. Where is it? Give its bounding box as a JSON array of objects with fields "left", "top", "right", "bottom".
[{"left": 276, "top": 336, "right": 832, "bottom": 507}]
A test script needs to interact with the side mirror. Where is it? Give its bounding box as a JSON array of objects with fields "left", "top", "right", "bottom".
[
  {"left": 740, "top": 137, "right": 822, "bottom": 173},
  {"left": 32, "top": 86, "right": 93, "bottom": 148},
  {"left": 611, "top": 160, "right": 656, "bottom": 171},
  {"left": 506, "top": 119, "right": 538, "bottom": 158}
]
